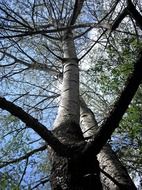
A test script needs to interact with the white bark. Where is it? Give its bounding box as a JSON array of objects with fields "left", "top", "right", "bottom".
[
  {"left": 80, "top": 97, "right": 98, "bottom": 138},
  {"left": 80, "top": 97, "right": 136, "bottom": 190},
  {"left": 53, "top": 31, "right": 80, "bottom": 128},
  {"left": 97, "top": 145, "right": 136, "bottom": 189}
]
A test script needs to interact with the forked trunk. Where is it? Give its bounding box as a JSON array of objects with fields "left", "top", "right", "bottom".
[{"left": 49, "top": 31, "right": 103, "bottom": 190}]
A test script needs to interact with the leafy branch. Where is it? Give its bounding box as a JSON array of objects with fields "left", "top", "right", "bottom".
[{"left": 84, "top": 51, "right": 142, "bottom": 155}]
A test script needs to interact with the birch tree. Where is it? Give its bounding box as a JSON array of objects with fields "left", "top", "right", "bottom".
[{"left": 0, "top": 0, "right": 142, "bottom": 189}]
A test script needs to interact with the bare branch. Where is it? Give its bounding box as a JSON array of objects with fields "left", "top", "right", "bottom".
[
  {"left": 0, "top": 97, "right": 68, "bottom": 156},
  {"left": 79, "top": 30, "right": 107, "bottom": 61},
  {"left": 0, "top": 5, "right": 32, "bottom": 29},
  {"left": 68, "top": 0, "right": 85, "bottom": 26},
  {"left": 127, "top": 0, "right": 142, "bottom": 30},
  {"left": 0, "top": 50, "right": 60, "bottom": 75},
  {"left": 111, "top": 8, "right": 128, "bottom": 31},
  {"left": 18, "top": 158, "right": 28, "bottom": 187},
  {"left": 31, "top": 177, "right": 49, "bottom": 189},
  {"left": 0, "top": 22, "right": 111, "bottom": 39},
  {"left": 0, "top": 145, "right": 47, "bottom": 169}
]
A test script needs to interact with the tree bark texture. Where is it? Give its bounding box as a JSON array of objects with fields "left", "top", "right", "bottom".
[
  {"left": 50, "top": 31, "right": 103, "bottom": 190},
  {"left": 50, "top": 122, "right": 103, "bottom": 190},
  {"left": 80, "top": 98, "right": 136, "bottom": 190},
  {"left": 53, "top": 31, "right": 80, "bottom": 128}
]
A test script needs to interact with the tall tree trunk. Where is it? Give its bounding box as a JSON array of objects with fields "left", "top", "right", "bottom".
[
  {"left": 49, "top": 31, "right": 103, "bottom": 190},
  {"left": 80, "top": 98, "right": 137, "bottom": 190},
  {"left": 53, "top": 31, "right": 80, "bottom": 128}
]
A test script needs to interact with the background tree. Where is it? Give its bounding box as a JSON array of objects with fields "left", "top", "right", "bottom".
[{"left": 0, "top": 0, "right": 142, "bottom": 189}]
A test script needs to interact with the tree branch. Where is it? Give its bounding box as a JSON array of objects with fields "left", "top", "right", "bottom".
[
  {"left": 0, "top": 50, "right": 60, "bottom": 75},
  {"left": 68, "top": 0, "right": 85, "bottom": 26},
  {"left": 110, "top": 1, "right": 142, "bottom": 32},
  {"left": 0, "top": 22, "right": 111, "bottom": 39},
  {"left": 127, "top": 0, "right": 142, "bottom": 30},
  {"left": 0, "top": 97, "right": 68, "bottom": 156},
  {"left": 31, "top": 177, "right": 49, "bottom": 189},
  {"left": 84, "top": 51, "right": 142, "bottom": 155},
  {"left": 111, "top": 8, "right": 128, "bottom": 31},
  {"left": 0, "top": 145, "right": 47, "bottom": 169}
]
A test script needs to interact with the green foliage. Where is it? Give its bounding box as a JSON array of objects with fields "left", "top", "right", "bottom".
[
  {"left": 81, "top": 34, "right": 142, "bottom": 181},
  {"left": 0, "top": 172, "right": 20, "bottom": 190}
]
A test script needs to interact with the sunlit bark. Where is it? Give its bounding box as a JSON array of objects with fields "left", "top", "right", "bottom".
[
  {"left": 80, "top": 98, "right": 136, "bottom": 190},
  {"left": 53, "top": 31, "right": 80, "bottom": 128}
]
